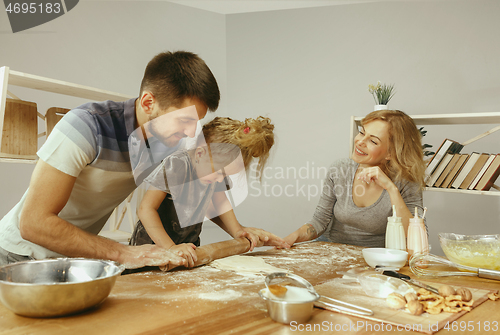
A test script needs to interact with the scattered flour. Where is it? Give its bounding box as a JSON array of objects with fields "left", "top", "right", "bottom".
[
  {"left": 208, "top": 255, "right": 290, "bottom": 275},
  {"left": 198, "top": 289, "right": 242, "bottom": 301},
  {"left": 111, "top": 242, "right": 366, "bottom": 304},
  {"left": 254, "top": 242, "right": 364, "bottom": 281}
]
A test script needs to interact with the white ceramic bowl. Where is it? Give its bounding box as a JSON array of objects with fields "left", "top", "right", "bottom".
[{"left": 362, "top": 248, "right": 408, "bottom": 268}]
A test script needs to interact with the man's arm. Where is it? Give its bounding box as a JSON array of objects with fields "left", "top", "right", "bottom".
[
  {"left": 19, "top": 159, "right": 185, "bottom": 269},
  {"left": 137, "top": 188, "right": 198, "bottom": 267}
]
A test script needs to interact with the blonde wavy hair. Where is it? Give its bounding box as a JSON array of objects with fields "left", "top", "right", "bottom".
[
  {"left": 361, "top": 110, "right": 426, "bottom": 189},
  {"left": 201, "top": 116, "right": 275, "bottom": 181}
]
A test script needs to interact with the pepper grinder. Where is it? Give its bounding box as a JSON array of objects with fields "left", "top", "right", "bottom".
[{"left": 385, "top": 205, "right": 406, "bottom": 251}]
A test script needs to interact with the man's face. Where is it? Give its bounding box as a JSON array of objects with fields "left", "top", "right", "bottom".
[{"left": 148, "top": 97, "right": 208, "bottom": 147}]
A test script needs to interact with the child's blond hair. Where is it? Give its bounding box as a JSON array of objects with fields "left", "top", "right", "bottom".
[{"left": 201, "top": 116, "right": 274, "bottom": 180}]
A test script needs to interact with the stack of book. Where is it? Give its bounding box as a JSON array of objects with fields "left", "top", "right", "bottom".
[{"left": 424, "top": 139, "right": 500, "bottom": 191}]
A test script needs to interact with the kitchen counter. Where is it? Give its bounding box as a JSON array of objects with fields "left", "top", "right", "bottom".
[{"left": 0, "top": 242, "right": 499, "bottom": 334}]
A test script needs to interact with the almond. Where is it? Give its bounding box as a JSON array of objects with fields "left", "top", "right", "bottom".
[
  {"left": 456, "top": 288, "right": 472, "bottom": 302},
  {"left": 438, "top": 284, "right": 456, "bottom": 297},
  {"left": 386, "top": 293, "right": 406, "bottom": 309}
]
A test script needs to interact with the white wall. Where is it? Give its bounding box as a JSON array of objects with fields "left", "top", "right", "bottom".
[
  {"left": 219, "top": 0, "right": 500, "bottom": 254},
  {"left": 0, "top": 1, "right": 227, "bottom": 232},
  {"left": 1, "top": 1, "right": 499, "bottom": 256}
]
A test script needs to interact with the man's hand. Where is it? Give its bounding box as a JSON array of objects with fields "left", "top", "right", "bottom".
[
  {"left": 169, "top": 243, "right": 198, "bottom": 267},
  {"left": 117, "top": 244, "right": 187, "bottom": 269},
  {"left": 234, "top": 227, "right": 290, "bottom": 251}
]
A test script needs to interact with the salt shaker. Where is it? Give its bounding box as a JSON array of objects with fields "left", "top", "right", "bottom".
[
  {"left": 385, "top": 205, "right": 406, "bottom": 251},
  {"left": 407, "top": 207, "right": 429, "bottom": 259}
]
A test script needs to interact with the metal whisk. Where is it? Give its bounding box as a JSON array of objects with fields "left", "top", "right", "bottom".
[{"left": 409, "top": 252, "right": 500, "bottom": 280}]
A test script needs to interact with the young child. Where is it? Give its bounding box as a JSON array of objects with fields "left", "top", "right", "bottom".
[{"left": 130, "top": 116, "right": 289, "bottom": 267}]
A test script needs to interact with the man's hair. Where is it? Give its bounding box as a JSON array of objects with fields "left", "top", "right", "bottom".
[{"left": 140, "top": 51, "right": 220, "bottom": 111}]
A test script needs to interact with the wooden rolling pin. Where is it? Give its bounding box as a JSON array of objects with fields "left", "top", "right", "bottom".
[{"left": 160, "top": 237, "right": 251, "bottom": 271}]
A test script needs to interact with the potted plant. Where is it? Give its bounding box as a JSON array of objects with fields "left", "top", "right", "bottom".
[{"left": 369, "top": 82, "right": 395, "bottom": 110}]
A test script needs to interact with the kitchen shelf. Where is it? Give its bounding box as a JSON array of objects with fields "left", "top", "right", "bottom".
[
  {"left": 350, "top": 112, "right": 500, "bottom": 196},
  {"left": 0, "top": 66, "right": 134, "bottom": 163}
]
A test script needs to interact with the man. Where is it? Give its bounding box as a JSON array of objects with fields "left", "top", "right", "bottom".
[{"left": 0, "top": 51, "right": 219, "bottom": 269}]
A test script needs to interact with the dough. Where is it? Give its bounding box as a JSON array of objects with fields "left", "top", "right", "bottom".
[{"left": 208, "top": 255, "right": 290, "bottom": 275}]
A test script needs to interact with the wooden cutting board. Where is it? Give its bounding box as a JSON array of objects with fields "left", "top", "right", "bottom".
[
  {"left": 314, "top": 278, "right": 496, "bottom": 334},
  {"left": 1, "top": 98, "right": 38, "bottom": 156}
]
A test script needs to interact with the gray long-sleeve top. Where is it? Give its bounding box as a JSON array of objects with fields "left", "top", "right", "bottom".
[{"left": 309, "top": 159, "right": 424, "bottom": 248}]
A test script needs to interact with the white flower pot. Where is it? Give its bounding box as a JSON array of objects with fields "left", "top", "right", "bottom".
[{"left": 374, "top": 104, "right": 388, "bottom": 111}]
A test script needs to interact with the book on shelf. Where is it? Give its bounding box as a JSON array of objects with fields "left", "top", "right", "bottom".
[
  {"left": 424, "top": 139, "right": 463, "bottom": 183},
  {"left": 474, "top": 154, "right": 500, "bottom": 191},
  {"left": 468, "top": 154, "right": 497, "bottom": 190},
  {"left": 426, "top": 153, "right": 454, "bottom": 187},
  {"left": 441, "top": 154, "right": 470, "bottom": 188},
  {"left": 451, "top": 152, "right": 481, "bottom": 189},
  {"left": 434, "top": 153, "right": 461, "bottom": 188},
  {"left": 458, "top": 153, "right": 490, "bottom": 189}
]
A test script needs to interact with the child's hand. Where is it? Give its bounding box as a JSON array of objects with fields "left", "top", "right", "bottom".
[
  {"left": 235, "top": 228, "right": 290, "bottom": 251},
  {"left": 283, "top": 231, "right": 299, "bottom": 248},
  {"left": 169, "top": 243, "right": 198, "bottom": 267},
  {"left": 262, "top": 230, "right": 291, "bottom": 249}
]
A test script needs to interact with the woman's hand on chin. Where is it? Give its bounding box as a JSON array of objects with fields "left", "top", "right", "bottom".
[{"left": 357, "top": 166, "right": 396, "bottom": 191}]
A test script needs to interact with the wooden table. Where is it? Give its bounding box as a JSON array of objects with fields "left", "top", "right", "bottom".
[{"left": 1, "top": 242, "right": 499, "bottom": 334}]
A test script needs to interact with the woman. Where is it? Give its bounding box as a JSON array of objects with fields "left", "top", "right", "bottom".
[{"left": 284, "top": 110, "right": 426, "bottom": 248}]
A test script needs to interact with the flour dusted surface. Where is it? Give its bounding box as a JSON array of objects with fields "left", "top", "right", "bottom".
[
  {"left": 208, "top": 255, "right": 290, "bottom": 274},
  {"left": 251, "top": 242, "right": 364, "bottom": 280},
  {"left": 110, "top": 242, "right": 365, "bottom": 308}
]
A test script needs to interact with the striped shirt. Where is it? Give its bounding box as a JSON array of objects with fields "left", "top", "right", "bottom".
[{"left": 0, "top": 98, "right": 178, "bottom": 259}]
